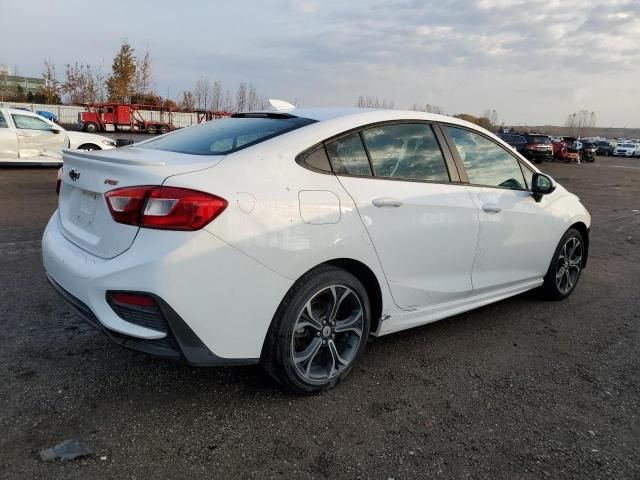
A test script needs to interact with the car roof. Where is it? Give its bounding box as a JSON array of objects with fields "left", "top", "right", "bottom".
[{"left": 259, "top": 107, "right": 483, "bottom": 131}]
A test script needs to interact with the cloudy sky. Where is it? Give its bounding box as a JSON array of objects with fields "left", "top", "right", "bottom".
[{"left": 1, "top": 0, "right": 639, "bottom": 126}]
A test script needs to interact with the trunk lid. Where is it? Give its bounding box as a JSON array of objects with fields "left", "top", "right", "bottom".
[{"left": 58, "top": 147, "right": 223, "bottom": 259}]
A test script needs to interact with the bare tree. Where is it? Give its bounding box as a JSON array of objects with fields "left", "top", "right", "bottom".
[
  {"left": 194, "top": 77, "right": 213, "bottom": 110},
  {"left": 356, "top": 95, "right": 395, "bottom": 109},
  {"left": 565, "top": 110, "right": 596, "bottom": 137},
  {"left": 212, "top": 80, "right": 222, "bottom": 111},
  {"left": 480, "top": 109, "right": 499, "bottom": 129},
  {"left": 246, "top": 84, "right": 260, "bottom": 111},
  {"left": 235, "top": 82, "right": 247, "bottom": 112},
  {"left": 93, "top": 64, "right": 106, "bottom": 102},
  {"left": 411, "top": 103, "right": 444, "bottom": 114},
  {"left": 41, "top": 60, "right": 61, "bottom": 104},
  {"left": 179, "top": 90, "right": 196, "bottom": 111},
  {"left": 222, "top": 89, "right": 233, "bottom": 112},
  {"left": 134, "top": 48, "right": 153, "bottom": 100}
]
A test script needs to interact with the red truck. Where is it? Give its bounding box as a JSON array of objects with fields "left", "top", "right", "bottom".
[{"left": 78, "top": 103, "right": 175, "bottom": 134}]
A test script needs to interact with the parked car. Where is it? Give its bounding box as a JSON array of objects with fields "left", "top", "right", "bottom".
[
  {"left": 552, "top": 137, "right": 580, "bottom": 163},
  {"left": 579, "top": 141, "right": 597, "bottom": 163},
  {"left": 43, "top": 105, "right": 591, "bottom": 393},
  {"left": 36, "top": 110, "right": 59, "bottom": 123},
  {"left": 595, "top": 140, "right": 613, "bottom": 156},
  {"left": 613, "top": 143, "right": 637, "bottom": 157},
  {"left": 0, "top": 108, "right": 116, "bottom": 165},
  {"left": 497, "top": 132, "right": 553, "bottom": 163}
]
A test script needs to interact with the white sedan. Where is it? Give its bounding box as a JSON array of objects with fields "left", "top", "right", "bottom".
[
  {"left": 0, "top": 107, "right": 116, "bottom": 165},
  {"left": 42, "top": 104, "right": 591, "bottom": 393}
]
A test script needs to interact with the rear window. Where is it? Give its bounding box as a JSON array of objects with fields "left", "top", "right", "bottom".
[
  {"left": 528, "top": 136, "right": 551, "bottom": 144},
  {"left": 139, "top": 115, "right": 316, "bottom": 155}
]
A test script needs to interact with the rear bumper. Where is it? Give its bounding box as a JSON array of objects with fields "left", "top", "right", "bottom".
[
  {"left": 46, "top": 274, "right": 255, "bottom": 365},
  {"left": 524, "top": 150, "right": 553, "bottom": 161},
  {"left": 42, "top": 211, "right": 293, "bottom": 363}
]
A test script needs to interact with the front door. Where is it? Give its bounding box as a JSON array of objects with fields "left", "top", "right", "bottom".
[
  {"left": 444, "top": 125, "right": 553, "bottom": 293},
  {"left": 326, "top": 123, "right": 479, "bottom": 309},
  {"left": 11, "top": 112, "right": 64, "bottom": 160}
]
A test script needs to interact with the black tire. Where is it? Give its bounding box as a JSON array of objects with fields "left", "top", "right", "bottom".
[
  {"left": 261, "top": 265, "right": 371, "bottom": 394},
  {"left": 84, "top": 122, "right": 98, "bottom": 133},
  {"left": 146, "top": 124, "right": 157, "bottom": 134},
  {"left": 159, "top": 125, "right": 170, "bottom": 134},
  {"left": 77, "top": 144, "right": 100, "bottom": 151},
  {"left": 540, "top": 228, "right": 585, "bottom": 300}
]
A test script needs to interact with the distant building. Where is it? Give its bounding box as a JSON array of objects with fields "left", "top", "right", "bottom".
[
  {"left": 0, "top": 65, "right": 11, "bottom": 75},
  {"left": 0, "top": 73, "right": 45, "bottom": 98}
]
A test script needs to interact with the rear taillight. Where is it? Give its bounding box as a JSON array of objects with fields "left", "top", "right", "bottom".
[
  {"left": 56, "top": 167, "right": 63, "bottom": 195},
  {"left": 105, "top": 186, "right": 227, "bottom": 230}
]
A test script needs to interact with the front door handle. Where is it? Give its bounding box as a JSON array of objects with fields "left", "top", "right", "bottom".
[
  {"left": 482, "top": 203, "right": 502, "bottom": 214},
  {"left": 372, "top": 197, "right": 403, "bottom": 208}
]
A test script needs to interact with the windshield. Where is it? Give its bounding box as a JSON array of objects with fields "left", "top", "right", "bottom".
[
  {"left": 620, "top": 143, "right": 635, "bottom": 148},
  {"left": 529, "top": 136, "right": 550, "bottom": 144},
  {"left": 140, "top": 115, "right": 316, "bottom": 155}
]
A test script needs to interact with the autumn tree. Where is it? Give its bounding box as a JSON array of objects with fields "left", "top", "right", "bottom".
[
  {"left": 63, "top": 62, "right": 97, "bottom": 104},
  {"left": 107, "top": 42, "right": 137, "bottom": 102}
]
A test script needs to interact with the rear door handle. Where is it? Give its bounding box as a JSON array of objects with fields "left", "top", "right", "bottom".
[
  {"left": 482, "top": 203, "right": 502, "bottom": 214},
  {"left": 372, "top": 197, "right": 403, "bottom": 208}
]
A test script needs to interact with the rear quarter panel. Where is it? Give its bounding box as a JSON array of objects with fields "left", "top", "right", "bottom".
[{"left": 162, "top": 129, "right": 397, "bottom": 321}]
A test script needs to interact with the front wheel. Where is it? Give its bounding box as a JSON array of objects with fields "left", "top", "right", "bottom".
[
  {"left": 541, "top": 228, "right": 585, "bottom": 300},
  {"left": 77, "top": 143, "right": 100, "bottom": 151},
  {"left": 262, "top": 266, "right": 371, "bottom": 394}
]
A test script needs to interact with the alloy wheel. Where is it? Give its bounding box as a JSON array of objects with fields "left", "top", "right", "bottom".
[
  {"left": 556, "top": 236, "right": 583, "bottom": 294},
  {"left": 291, "top": 285, "right": 364, "bottom": 383}
]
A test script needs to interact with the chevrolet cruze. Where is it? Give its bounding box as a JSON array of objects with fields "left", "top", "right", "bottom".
[{"left": 43, "top": 104, "right": 591, "bottom": 393}]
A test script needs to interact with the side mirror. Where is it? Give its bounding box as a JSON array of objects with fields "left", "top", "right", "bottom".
[{"left": 532, "top": 173, "right": 555, "bottom": 202}]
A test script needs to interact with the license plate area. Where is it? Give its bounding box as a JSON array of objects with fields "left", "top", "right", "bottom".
[{"left": 77, "top": 190, "right": 98, "bottom": 226}]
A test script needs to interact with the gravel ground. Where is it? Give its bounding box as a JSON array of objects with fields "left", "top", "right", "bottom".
[{"left": 0, "top": 156, "right": 638, "bottom": 479}]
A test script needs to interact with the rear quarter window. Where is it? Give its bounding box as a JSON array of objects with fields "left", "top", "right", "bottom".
[{"left": 139, "top": 115, "right": 316, "bottom": 155}]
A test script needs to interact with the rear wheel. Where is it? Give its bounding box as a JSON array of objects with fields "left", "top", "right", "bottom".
[
  {"left": 146, "top": 124, "right": 157, "bottom": 134},
  {"left": 262, "top": 266, "right": 371, "bottom": 394},
  {"left": 159, "top": 125, "right": 170, "bottom": 134},
  {"left": 541, "top": 228, "right": 585, "bottom": 300}
]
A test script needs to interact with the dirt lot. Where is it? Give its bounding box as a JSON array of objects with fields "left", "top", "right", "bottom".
[{"left": 0, "top": 157, "right": 638, "bottom": 479}]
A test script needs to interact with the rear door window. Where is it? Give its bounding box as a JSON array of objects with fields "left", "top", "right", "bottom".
[
  {"left": 140, "top": 115, "right": 316, "bottom": 155},
  {"left": 325, "top": 133, "right": 372, "bottom": 176},
  {"left": 446, "top": 126, "right": 526, "bottom": 190},
  {"left": 0, "top": 112, "right": 7, "bottom": 128},
  {"left": 361, "top": 123, "right": 449, "bottom": 182}
]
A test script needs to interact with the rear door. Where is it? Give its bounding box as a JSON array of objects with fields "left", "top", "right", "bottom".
[
  {"left": 442, "top": 125, "right": 553, "bottom": 293},
  {"left": 11, "top": 112, "right": 64, "bottom": 160},
  {"left": 328, "top": 123, "right": 479, "bottom": 309},
  {"left": 0, "top": 111, "right": 18, "bottom": 160}
]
